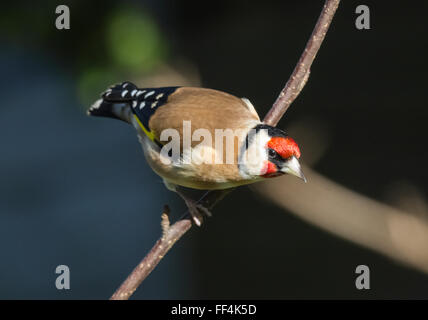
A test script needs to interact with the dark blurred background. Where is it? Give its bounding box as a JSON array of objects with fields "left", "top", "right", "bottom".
[{"left": 0, "top": 0, "right": 427, "bottom": 299}]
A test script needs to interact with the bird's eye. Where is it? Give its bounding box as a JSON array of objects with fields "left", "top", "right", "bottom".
[{"left": 268, "top": 148, "right": 279, "bottom": 159}]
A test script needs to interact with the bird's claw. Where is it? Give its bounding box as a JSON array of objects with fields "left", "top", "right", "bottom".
[{"left": 182, "top": 198, "right": 212, "bottom": 227}]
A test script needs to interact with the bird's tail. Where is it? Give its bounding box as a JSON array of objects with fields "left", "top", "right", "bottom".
[{"left": 87, "top": 82, "right": 139, "bottom": 123}]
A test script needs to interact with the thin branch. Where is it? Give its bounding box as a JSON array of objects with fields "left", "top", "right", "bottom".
[
  {"left": 110, "top": 190, "right": 232, "bottom": 300},
  {"left": 111, "top": 206, "right": 192, "bottom": 300},
  {"left": 263, "top": 0, "right": 340, "bottom": 126},
  {"left": 110, "top": 0, "right": 340, "bottom": 300}
]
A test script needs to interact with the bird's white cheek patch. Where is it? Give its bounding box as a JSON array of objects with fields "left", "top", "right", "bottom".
[{"left": 238, "top": 129, "right": 270, "bottom": 178}]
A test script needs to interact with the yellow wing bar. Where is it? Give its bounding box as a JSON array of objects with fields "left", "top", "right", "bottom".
[{"left": 133, "top": 114, "right": 156, "bottom": 142}]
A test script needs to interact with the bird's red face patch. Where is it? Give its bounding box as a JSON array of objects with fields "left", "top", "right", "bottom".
[
  {"left": 262, "top": 136, "right": 301, "bottom": 178},
  {"left": 262, "top": 161, "right": 281, "bottom": 178},
  {"left": 267, "top": 136, "right": 301, "bottom": 159}
]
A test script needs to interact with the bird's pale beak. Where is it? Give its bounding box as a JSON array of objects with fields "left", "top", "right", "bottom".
[{"left": 281, "top": 156, "right": 307, "bottom": 182}]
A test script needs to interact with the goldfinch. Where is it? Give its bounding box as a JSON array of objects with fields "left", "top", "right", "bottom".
[{"left": 88, "top": 82, "right": 305, "bottom": 225}]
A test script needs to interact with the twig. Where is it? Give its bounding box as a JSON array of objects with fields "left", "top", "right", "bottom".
[
  {"left": 263, "top": 0, "right": 340, "bottom": 127},
  {"left": 110, "top": 190, "right": 232, "bottom": 300},
  {"left": 110, "top": 206, "right": 192, "bottom": 300},
  {"left": 110, "top": 0, "right": 340, "bottom": 300}
]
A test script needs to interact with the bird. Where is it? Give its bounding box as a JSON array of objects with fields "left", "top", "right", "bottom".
[{"left": 88, "top": 81, "right": 306, "bottom": 225}]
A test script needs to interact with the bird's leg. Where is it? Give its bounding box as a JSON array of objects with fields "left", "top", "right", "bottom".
[
  {"left": 163, "top": 179, "right": 211, "bottom": 226},
  {"left": 175, "top": 189, "right": 212, "bottom": 227}
]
